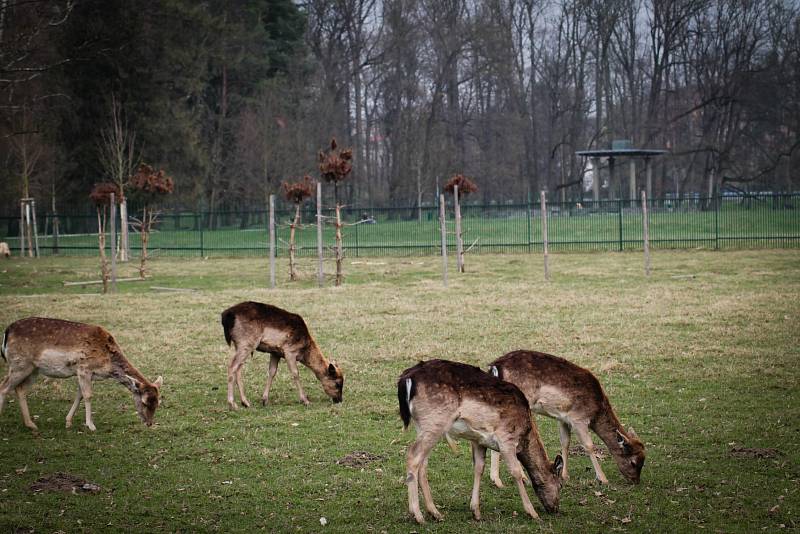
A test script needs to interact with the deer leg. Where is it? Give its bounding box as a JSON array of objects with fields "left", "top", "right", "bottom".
[
  {"left": 406, "top": 431, "right": 442, "bottom": 524},
  {"left": 0, "top": 366, "right": 36, "bottom": 428},
  {"left": 77, "top": 372, "right": 96, "bottom": 431},
  {"left": 15, "top": 376, "right": 37, "bottom": 431},
  {"left": 284, "top": 355, "right": 309, "bottom": 406},
  {"left": 418, "top": 456, "right": 442, "bottom": 521},
  {"left": 470, "top": 443, "right": 487, "bottom": 520},
  {"left": 65, "top": 383, "right": 83, "bottom": 428},
  {"left": 227, "top": 341, "right": 255, "bottom": 410},
  {"left": 261, "top": 354, "right": 281, "bottom": 406},
  {"left": 235, "top": 365, "right": 250, "bottom": 408},
  {"left": 558, "top": 420, "right": 571, "bottom": 480},
  {"left": 573, "top": 423, "right": 608, "bottom": 484},
  {"left": 501, "top": 447, "right": 539, "bottom": 520},
  {"left": 489, "top": 450, "right": 504, "bottom": 488}
]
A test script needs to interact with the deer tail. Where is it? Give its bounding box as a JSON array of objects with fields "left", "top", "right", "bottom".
[
  {"left": 221, "top": 310, "right": 236, "bottom": 346},
  {"left": 1, "top": 326, "right": 8, "bottom": 362},
  {"left": 397, "top": 377, "right": 415, "bottom": 431}
]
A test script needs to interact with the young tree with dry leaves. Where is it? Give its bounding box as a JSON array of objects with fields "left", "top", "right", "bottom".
[
  {"left": 128, "top": 164, "right": 174, "bottom": 279},
  {"left": 282, "top": 176, "right": 315, "bottom": 281},
  {"left": 445, "top": 174, "right": 478, "bottom": 273},
  {"left": 89, "top": 183, "right": 121, "bottom": 294},
  {"left": 318, "top": 138, "right": 353, "bottom": 286}
]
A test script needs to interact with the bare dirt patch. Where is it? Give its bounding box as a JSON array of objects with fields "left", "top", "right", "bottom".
[
  {"left": 569, "top": 444, "right": 608, "bottom": 459},
  {"left": 29, "top": 472, "right": 102, "bottom": 494},
  {"left": 729, "top": 446, "right": 783, "bottom": 459},
  {"left": 336, "top": 451, "right": 385, "bottom": 468}
]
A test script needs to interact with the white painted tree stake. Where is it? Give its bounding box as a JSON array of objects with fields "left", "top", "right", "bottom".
[
  {"left": 541, "top": 191, "right": 549, "bottom": 281},
  {"left": 269, "top": 194, "right": 276, "bottom": 288},
  {"left": 439, "top": 193, "right": 448, "bottom": 287},
  {"left": 642, "top": 190, "right": 651, "bottom": 276},
  {"left": 317, "top": 182, "right": 324, "bottom": 287},
  {"left": 110, "top": 193, "right": 117, "bottom": 292},
  {"left": 454, "top": 184, "right": 464, "bottom": 273}
]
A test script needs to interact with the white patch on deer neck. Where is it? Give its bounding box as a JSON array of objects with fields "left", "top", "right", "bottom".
[
  {"left": 36, "top": 349, "right": 80, "bottom": 378},
  {"left": 449, "top": 419, "right": 500, "bottom": 451}
]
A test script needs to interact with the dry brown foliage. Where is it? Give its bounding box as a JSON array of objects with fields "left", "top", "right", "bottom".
[
  {"left": 318, "top": 138, "right": 353, "bottom": 184},
  {"left": 89, "top": 183, "right": 122, "bottom": 206},
  {"left": 282, "top": 175, "right": 315, "bottom": 204},
  {"left": 129, "top": 163, "right": 175, "bottom": 195},
  {"left": 444, "top": 174, "right": 478, "bottom": 196}
]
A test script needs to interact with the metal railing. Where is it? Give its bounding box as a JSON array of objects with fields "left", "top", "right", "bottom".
[{"left": 1, "top": 193, "right": 798, "bottom": 257}]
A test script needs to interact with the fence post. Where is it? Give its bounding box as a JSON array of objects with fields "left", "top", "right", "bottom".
[
  {"left": 641, "top": 190, "right": 650, "bottom": 277},
  {"left": 618, "top": 198, "right": 624, "bottom": 251},
  {"left": 541, "top": 191, "right": 549, "bottom": 281},
  {"left": 110, "top": 193, "right": 117, "bottom": 292},
  {"left": 527, "top": 194, "right": 532, "bottom": 253},
  {"left": 200, "top": 218, "right": 204, "bottom": 257},
  {"left": 715, "top": 193, "right": 720, "bottom": 250},
  {"left": 317, "top": 182, "right": 324, "bottom": 288},
  {"left": 439, "top": 193, "right": 448, "bottom": 287}
]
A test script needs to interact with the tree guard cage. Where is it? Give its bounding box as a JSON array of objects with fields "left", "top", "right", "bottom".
[{"left": 576, "top": 140, "right": 668, "bottom": 204}]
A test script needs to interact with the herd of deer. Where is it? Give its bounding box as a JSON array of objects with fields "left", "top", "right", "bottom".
[{"left": 1, "top": 300, "right": 645, "bottom": 524}]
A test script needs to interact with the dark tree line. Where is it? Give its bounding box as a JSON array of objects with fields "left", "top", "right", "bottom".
[{"left": 2, "top": 0, "right": 799, "bottom": 215}]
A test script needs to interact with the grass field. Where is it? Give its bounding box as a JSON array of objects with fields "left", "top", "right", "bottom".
[{"left": 0, "top": 250, "right": 798, "bottom": 532}]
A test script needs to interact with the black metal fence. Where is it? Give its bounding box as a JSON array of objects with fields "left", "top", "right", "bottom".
[{"left": 1, "top": 193, "right": 798, "bottom": 257}]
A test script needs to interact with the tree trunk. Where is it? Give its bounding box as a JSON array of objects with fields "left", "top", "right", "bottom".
[
  {"left": 97, "top": 209, "right": 109, "bottom": 294},
  {"left": 119, "top": 199, "right": 129, "bottom": 262},
  {"left": 289, "top": 203, "right": 300, "bottom": 281},
  {"left": 139, "top": 206, "right": 149, "bottom": 279},
  {"left": 335, "top": 204, "right": 343, "bottom": 286}
]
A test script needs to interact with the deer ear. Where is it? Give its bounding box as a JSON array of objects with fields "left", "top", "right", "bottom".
[
  {"left": 553, "top": 454, "right": 564, "bottom": 476},
  {"left": 616, "top": 429, "right": 631, "bottom": 452},
  {"left": 627, "top": 426, "right": 638, "bottom": 439},
  {"left": 153, "top": 376, "right": 163, "bottom": 389},
  {"left": 328, "top": 363, "right": 337, "bottom": 377}
]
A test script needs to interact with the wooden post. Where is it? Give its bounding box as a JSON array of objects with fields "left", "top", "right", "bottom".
[
  {"left": 119, "top": 199, "right": 129, "bottom": 262},
  {"left": 645, "top": 158, "right": 653, "bottom": 201},
  {"left": 19, "top": 201, "right": 25, "bottom": 256},
  {"left": 641, "top": 190, "right": 650, "bottom": 276},
  {"left": 541, "top": 191, "right": 549, "bottom": 281},
  {"left": 439, "top": 193, "right": 448, "bottom": 287},
  {"left": 316, "top": 182, "right": 324, "bottom": 287},
  {"left": 454, "top": 184, "right": 464, "bottom": 273},
  {"left": 269, "top": 194, "right": 276, "bottom": 289},
  {"left": 110, "top": 193, "right": 117, "bottom": 292},
  {"left": 289, "top": 203, "right": 300, "bottom": 281},
  {"left": 31, "top": 199, "right": 39, "bottom": 257},
  {"left": 335, "top": 204, "right": 343, "bottom": 286}
]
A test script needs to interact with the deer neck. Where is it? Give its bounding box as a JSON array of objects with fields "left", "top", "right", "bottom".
[
  {"left": 592, "top": 404, "right": 627, "bottom": 459},
  {"left": 517, "top": 426, "right": 553, "bottom": 488},
  {"left": 110, "top": 352, "right": 148, "bottom": 392},
  {"left": 303, "top": 339, "right": 331, "bottom": 380}
]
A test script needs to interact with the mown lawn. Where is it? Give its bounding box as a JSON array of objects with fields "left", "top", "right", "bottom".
[{"left": 0, "top": 249, "right": 798, "bottom": 532}]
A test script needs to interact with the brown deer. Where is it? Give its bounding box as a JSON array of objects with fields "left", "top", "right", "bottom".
[
  {"left": 487, "top": 350, "right": 645, "bottom": 486},
  {"left": 398, "top": 359, "right": 563, "bottom": 524},
  {"left": 0, "top": 317, "right": 163, "bottom": 431},
  {"left": 221, "top": 301, "right": 343, "bottom": 410}
]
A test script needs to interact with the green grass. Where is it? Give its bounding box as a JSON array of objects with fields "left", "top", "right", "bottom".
[
  {"left": 3, "top": 200, "right": 798, "bottom": 257},
  {"left": 0, "top": 250, "right": 798, "bottom": 532}
]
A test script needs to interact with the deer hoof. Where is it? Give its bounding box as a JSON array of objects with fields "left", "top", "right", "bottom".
[
  {"left": 86, "top": 423, "right": 96, "bottom": 432},
  {"left": 302, "top": 399, "right": 311, "bottom": 406},
  {"left": 241, "top": 400, "right": 251, "bottom": 408},
  {"left": 491, "top": 478, "right": 504, "bottom": 489},
  {"left": 261, "top": 398, "right": 269, "bottom": 407}
]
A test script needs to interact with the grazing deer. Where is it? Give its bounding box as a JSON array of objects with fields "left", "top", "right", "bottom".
[
  {"left": 0, "top": 317, "right": 163, "bottom": 431},
  {"left": 398, "top": 359, "right": 563, "bottom": 524},
  {"left": 221, "top": 301, "right": 343, "bottom": 410},
  {"left": 487, "top": 350, "right": 645, "bottom": 486},
  {"left": 0, "top": 242, "right": 10, "bottom": 258}
]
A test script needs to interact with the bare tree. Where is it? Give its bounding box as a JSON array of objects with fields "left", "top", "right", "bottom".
[
  {"left": 97, "top": 94, "right": 137, "bottom": 262},
  {"left": 282, "top": 175, "right": 315, "bottom": 281}
]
